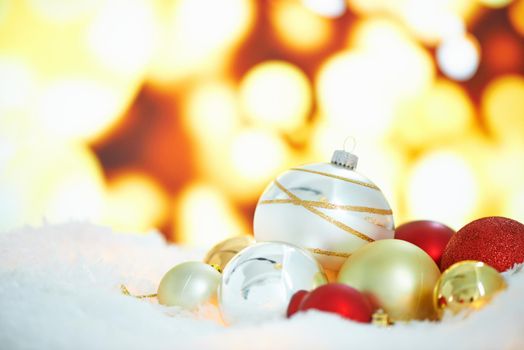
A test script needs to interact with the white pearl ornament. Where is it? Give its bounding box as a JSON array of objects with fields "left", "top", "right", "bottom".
[
  {"left": 254, "top": 149, "right": 395, "bottom": 271},
  {"left": 157, "top": 261, "right": 221, "bottom": 309}
]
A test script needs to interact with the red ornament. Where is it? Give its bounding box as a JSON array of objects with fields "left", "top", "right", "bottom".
[
  {"left": 395, "top": 220, "right": 455, "bottom": 267},
  {"left": 286, "top": 290, "right": 309, "bottom": 318},
  {"left": 297, "top": 283, "right": 373, "bottom": 323},
  {"left": 441, "top": 216, "right": 524, "bottom": 272}
]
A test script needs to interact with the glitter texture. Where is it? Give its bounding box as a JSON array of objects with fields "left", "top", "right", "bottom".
[{"left": 441, "top": 217, "right": 524, "bottom": 272}]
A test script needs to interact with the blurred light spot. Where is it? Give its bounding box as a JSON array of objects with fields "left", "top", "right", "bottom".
[
  {"left": 505, "top": 188, "right": 524, "bottom": 224},
  {"left": 350, "top": 19, "right": 435, "bottom": 99},
  {"left": 149, "top": 0, "right": 254, "bottom": 84},
  {"left": 34, "top": 79, "right": 123, "bottom": 141},
  {"left": 437, "top": 34, "right": 480, "bottom": 81},
  {"left": 394, "top": 79, "right": 475, "bottom": 148},
  {"left": 346, "top": 0, "right": 389, "bottom": 14},
  {"left": 27, "top": 0, "right": 102, "bottom": 22},
  {"left": 401, "top": 4, "right": 465, "bottom": 44},
  {"left": 175, "top": 183, "right": 247, "bottom": 246},
  {"left": 486, "top": 144, "right": 524, "bottom": 203},
  {"left": 347, "top": 0, "right": 472, "bottom": 45},
  {"left": 317, "top": 51, "right": 394, "bottom": 141},
  {"left": 509, "top": 0, "right": 524, "bottom": 37},
  {"left": 407, "top": 151, "right": 478, "bottom": 230},
  {"left": 478, "top": 0, "right": 513, "bottom": 8},
  {"left": 302, "top": 0, "right": 346, "bottom": 17},
  {"left": 272, "top": 1, "right": 332, "bottom": 52},
  {"left": 87, "top": 0, "right": 155, "bottom": 75},
  {"left": 103, "top": 172, "right": 169, "bottom": 233},
  {"left": 240, "top": 61, "right": 311, "bottom": 133},
  {"left": 0, "top": 141, "right": 105, "bottom": 231},
  {"left": 231, "top": 128, "right": 289, "bottom": 185},
  {"left": 0, "top": 57, "right": 35, "bottom": 113},
  {"left": 0, "top": 0, "right": 10, "bottom": 24},
  {"left": 184, "top": 81, "right": 240, "bottom": 145},
  {"left": 318, "top": 24, "right": 434, "bottom": 143},
  {"left": 482, "top": 75, "right": 524, "bottom": 142}
]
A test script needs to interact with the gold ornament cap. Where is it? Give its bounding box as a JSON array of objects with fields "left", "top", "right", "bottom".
[{"left": 331, "top": 150, "right": 358, "bottom": 170}]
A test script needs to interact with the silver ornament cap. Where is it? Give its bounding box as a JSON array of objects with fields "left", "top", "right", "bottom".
[{"left": 331, "top": 149, "right": 358, "bottom": 170}]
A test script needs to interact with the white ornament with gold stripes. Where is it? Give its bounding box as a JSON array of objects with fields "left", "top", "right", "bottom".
[{"left": 253, "top": 149, "right": 395, "bottom": 272}]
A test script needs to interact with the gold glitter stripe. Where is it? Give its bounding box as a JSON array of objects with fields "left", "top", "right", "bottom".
[
  {"left": 290, "top": 168, "right": 379, "bottom": 190},
  {"left": 259, "top": 199, "right": 392, "bottom": 215},
  {"left": 120, "top": 285, "right": 157, "bottom": 299},
  {"left": 307, "top": 247, "right": 351, "bottom": 258},
  {"left": 274, "top": 180, "right": 374, "bottom": 243}
]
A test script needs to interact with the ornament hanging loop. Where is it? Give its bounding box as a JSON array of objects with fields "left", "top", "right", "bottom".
[
  {"left": 343, "top": 136, "right": 356, "bottom": 154},
  {"left": 331, "top": 136, "right": 358, "bottom": 170}
]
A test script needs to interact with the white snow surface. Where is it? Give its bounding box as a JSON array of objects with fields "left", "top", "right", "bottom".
[{"left": 1, "top": 223, "right": 523, "bottom": 350}]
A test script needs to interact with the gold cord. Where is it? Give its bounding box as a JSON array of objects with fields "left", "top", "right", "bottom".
[{"left": 120, "top": 285, "right": 158, "bottom": 299}]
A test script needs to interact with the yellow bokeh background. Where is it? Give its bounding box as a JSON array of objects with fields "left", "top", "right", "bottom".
[{"left": 1, "top": 0, "right": 523, "bottom": 245}]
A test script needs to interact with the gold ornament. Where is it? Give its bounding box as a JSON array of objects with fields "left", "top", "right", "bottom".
[
  {"left": 157, "top": 261, "right": 221, "bottom": 309},
  {"left": 372, "top": 309, "right": 392, "bottom": 327},
  {"left": 434, "top": 260, "right": 507, "bottom": 318},
  {"left": 337, "top": 239, "right": 441, "bottom": 322},
  {"left": 204, "top": 235, "right": 255, "bottom": 272}
]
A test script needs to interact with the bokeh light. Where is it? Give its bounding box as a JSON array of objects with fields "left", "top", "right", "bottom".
[
  {"left": 437, "top": 34, "right": 480, "bottom": 81},
  {"left": 33, "top": 79, "right": 125, "bottom": 141},
  {"left": 0, "top": 0, "right": 523, "bottom": 243},
  {"left": 406, "top": 151, "right": 479, "bottom": 229},
  {"left": 102, "top": 172, "right": 169, "bottom": 233},
  {"left": 393, "top": 79, "right": 476, "bottom": 148},
  {"left": 482, "top": 75, "right": 524, "bottom": 143},
  {"left": 302, "top": 0, "right": 346, "bottom": 18},
  {"left": 271, "top": 1, "right": 333, "bottom": 52},
  {"left": 0, "top": 138, "right": 105, "bottom": 231},
  {"left": 509, "top": 0, "right": 524, "bottom": 37},
  {"left": 175, "top": 183, "right": 247, "bottom": 246},
  {"left": 230, "top": 128, "right": 290, "bottom": 189},
  {"left": 240, "top": 61, "right": 312, "bottom": 132},
  {"left": 148, "top": 0, "right": 254, "bottom": 85}
]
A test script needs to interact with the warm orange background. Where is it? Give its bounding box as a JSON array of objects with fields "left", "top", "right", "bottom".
[{"left": 0, "top": 0, "right": 523, "bottom": 246}]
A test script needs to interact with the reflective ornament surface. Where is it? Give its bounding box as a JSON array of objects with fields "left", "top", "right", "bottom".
[
  {"left": 254, "top": 150, "right": 394, "bottom": 272},
  {"left": 218, "top": 241, "right": 327, "bottom": 324},
  {"left": 434, "top": 260, "right": 506, "bottom": 318},
  {"left": 204, "top": 235, "right": 255, "bottom": 272},
  {"left": 338, "top": 239, "right": 440, "bottom": 321},
  {"left": 395, "top": 220, "right": 455, "bottom": 267},
  {"left": 157, "top": 261, "right": 221, "bottom": 309},
  {"left": 298, "top": 283, "right": 373, "bottom": 323}
]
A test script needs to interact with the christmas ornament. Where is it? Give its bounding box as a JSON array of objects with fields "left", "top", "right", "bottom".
[
  {"left": 434, "top": 261, "right": 506, "bottom": 318},
  {"left": 395, "top": 220, "right": 455, "bottom": 267},
  {"left": 204, "top": 235, "right": 255, "bottom": 272},
  {"left": 157, "top": 261, "right": 221, "bottom": 309},
  {"left": 254, "top": 147, "right": 394, "bottom": 272},
  {"left": 297, "top": 283, "right": 373, "bottom": 323},
  {"left": 218, "top": 242, "right": 327, "bottom": 325},
  {"left": 441, "top": 216, "right": 524, "bottom": 272},
  {"left": 371, "top": 309, "right": 392, "bottom": 326},
  {"left": 338, "top": 239, "right": 440, "bottom": 321},
  {"left": 286, "top": 290, "right": 308, "bottom": 318}
]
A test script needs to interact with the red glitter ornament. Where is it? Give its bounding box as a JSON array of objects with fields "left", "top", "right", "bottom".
[
  {"left": 297, "top": 283, "right": 373, "bottom": 323},
  {"left": 395, "top": 220, "right": 455, "bottom": 268},
  {"left": 441, "top": 216, "right": 524, "bottom": 272},
  {"left": 286, "top": 290, "right": 308, "bottom": 318}
]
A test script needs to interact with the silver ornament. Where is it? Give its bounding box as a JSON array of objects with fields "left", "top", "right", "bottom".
[
  {"left": 218, "top": 241, "right": 327, "bottom": 325},
  {"left": 254, "top": 149, "right": 394, "bottom": 272},
  {"left": 157, "top": 261, "right": 221, "bottom": 309}
]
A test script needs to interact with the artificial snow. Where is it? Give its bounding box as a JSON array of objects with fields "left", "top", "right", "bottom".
[{"left": 0, "top": 223, "right": 523, "bottom": 350}]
